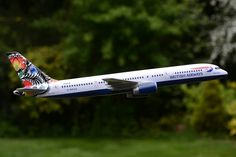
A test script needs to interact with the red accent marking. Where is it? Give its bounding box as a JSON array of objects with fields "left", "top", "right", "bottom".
[
  {"left": 9, "top": 56, "right": 27, "bottom": 70},
  {"left": 191, "top": 66, "right": 210, "bottom": 70},
  {"left": 23, "top": 80, "right": 32, "bottom": 87}
]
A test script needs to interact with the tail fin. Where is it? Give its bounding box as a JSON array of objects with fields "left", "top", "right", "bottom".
[{"left": 7, "top": 51, "right": 54, "bottom": 87}]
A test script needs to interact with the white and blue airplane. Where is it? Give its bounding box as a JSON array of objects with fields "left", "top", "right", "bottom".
[{"left": 7, "top": 52, "right": 228, "bottom": 98}]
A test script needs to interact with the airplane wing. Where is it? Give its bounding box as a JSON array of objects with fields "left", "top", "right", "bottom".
[{"left": 103, "top": 78, "right": 137, "bottom": 91}]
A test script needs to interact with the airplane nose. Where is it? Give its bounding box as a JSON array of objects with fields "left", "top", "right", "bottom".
[{"left": 222, "top": 69, "right": 228, "bottom": 76}]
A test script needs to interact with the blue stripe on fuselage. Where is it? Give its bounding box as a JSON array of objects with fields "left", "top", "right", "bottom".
[{"left": 45, "top": 89, "right": 113, "bottom": 98}]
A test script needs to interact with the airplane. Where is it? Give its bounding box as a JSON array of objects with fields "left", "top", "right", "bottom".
[{"left": 7, "top": 51, "right": 228, "bottom": 98}]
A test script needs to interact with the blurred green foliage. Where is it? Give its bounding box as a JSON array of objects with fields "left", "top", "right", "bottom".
[
  {"left": 226, "top": 82, "right": 236, "bottom": 136},
  {"left": 183, "top": 81, "right": 227, "bottom": 134},
  {"left": 0, "top": 0, "right": 235, "bottom": 137}
]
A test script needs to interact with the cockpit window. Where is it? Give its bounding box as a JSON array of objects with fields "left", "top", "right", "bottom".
[{"left": 215, "top": 66, "right": 220, "bottom": 70}]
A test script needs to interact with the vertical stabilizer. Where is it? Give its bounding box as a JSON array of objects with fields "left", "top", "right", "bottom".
[{"left": 7, "top": 51, "right": 54, "bottom": 87}]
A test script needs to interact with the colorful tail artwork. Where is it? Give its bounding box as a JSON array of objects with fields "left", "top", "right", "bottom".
[{"left": 7, "top": 52, "right": 53, "bottom": 87}]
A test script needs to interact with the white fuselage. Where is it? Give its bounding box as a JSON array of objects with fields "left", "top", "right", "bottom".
[{"left": 38, "top": 63, "right": 228, "bottom": 98}]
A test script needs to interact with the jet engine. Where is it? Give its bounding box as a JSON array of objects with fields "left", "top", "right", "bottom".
[{"left": 127, "top": 82, "right": 157, "bottom": 98}]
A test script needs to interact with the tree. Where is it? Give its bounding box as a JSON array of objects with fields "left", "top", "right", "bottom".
[
  {"left": 1, "top": 0, "right": 234, "bottom": 136},
  {"left": 183, "top": 81, "right": 227, "bottom": 133},
  {"left": 226, "top": 82, "right": 236, "bottom": 136}
]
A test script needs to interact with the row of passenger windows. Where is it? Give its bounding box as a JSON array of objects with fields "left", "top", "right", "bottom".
[
  {"left": 98, "top": 81, "right": 105, "bottom": 84},
  {"left": 174, "top": 69, "right": 202, "bottom": 74},
  {"left": 124, "top": 76, "right": 144, "bottom": 80},
  {"left": 62, "top": 82, "right": 93, "bottom": 88},
  {"left": 152, "top": 74, "right": 164, "bottom": 77},
  {"left": 124, "top": 74, "right": 164, "bottom": 80}
]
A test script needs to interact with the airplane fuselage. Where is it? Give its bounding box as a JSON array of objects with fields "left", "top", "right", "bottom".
[{"left": 39, "top": 63, "right": 228, "bottom": 98}]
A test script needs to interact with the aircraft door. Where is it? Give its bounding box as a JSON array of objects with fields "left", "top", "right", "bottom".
[{"left": 94, "top": 81, "right": 99, "bottom": 89}]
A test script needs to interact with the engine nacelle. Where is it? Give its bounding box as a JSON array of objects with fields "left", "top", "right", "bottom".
[{"left": 133, "top": 82, "right": 157, "bottom": 95}]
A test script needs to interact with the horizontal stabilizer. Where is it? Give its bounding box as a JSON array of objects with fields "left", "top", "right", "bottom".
[{"left": 13, "top": 86, "right": 48, "bottom": 96}]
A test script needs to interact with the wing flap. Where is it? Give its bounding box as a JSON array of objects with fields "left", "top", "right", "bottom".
[{"left": 103, "top": 78, "right": 137, "bottom": 91}]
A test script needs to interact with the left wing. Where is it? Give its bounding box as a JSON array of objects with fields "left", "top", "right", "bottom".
[{"left": 103, "top": 78, "right": 137, "bottom": 91}]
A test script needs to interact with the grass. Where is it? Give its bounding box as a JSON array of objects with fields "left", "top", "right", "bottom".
[{"left": 0, "top": 136, "right": 235, "bottom": 157}]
